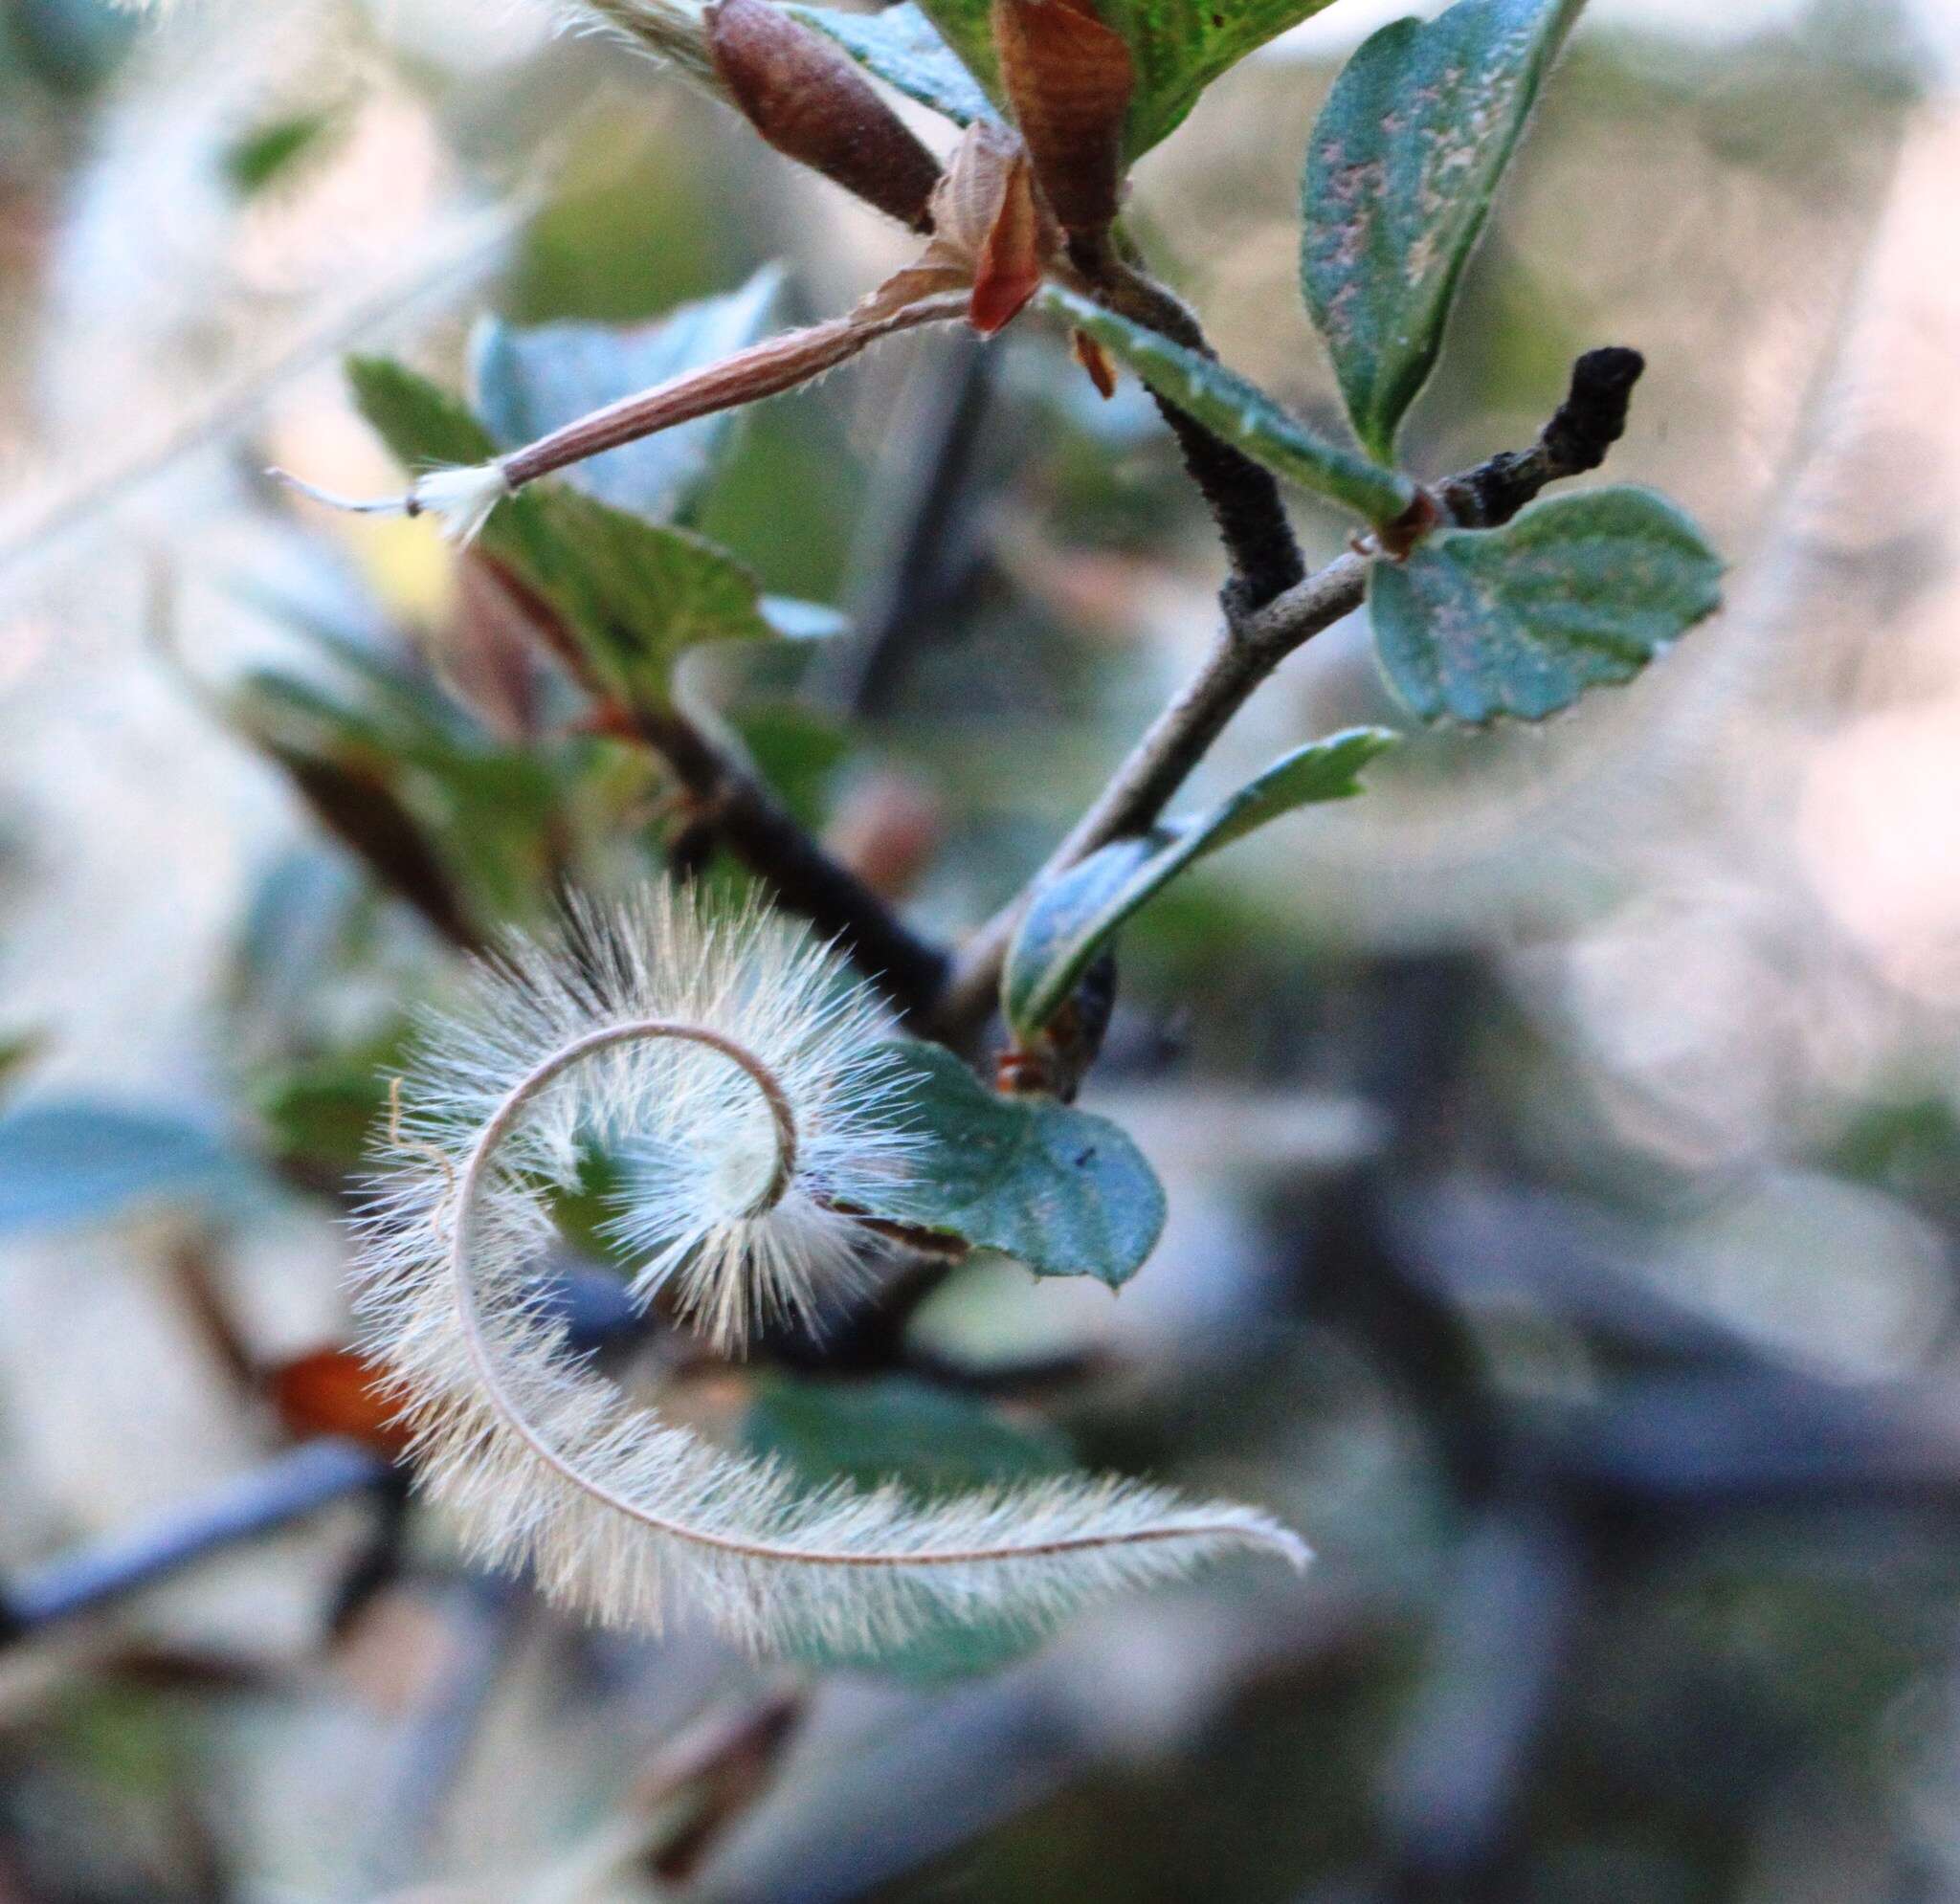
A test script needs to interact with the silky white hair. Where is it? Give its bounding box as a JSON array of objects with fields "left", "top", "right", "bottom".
[{"left": 355, "top": 886, "right": 1307, "bottom": 1655}]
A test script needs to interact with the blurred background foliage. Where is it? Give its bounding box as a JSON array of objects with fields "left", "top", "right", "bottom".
[{"left": 2, "top": 0, "right": 1960, "bottom": 1897}]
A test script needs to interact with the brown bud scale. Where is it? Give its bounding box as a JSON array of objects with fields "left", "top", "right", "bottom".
[{"left": 708, "top": 0, "right": 942, "bottom": 232}]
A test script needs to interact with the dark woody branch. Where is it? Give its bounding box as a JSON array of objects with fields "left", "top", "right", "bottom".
[
  {"left": 632, "top": 703, "right": 952, "bottom": 1022},
  {"left": 488, "top": 562, "right": 952, "bottom": 1023},
  {"left": 1439, "top": 346, "right": 1646, "bottom": 528}
]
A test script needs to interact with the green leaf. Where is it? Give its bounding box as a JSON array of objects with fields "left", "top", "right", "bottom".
[
  {"left": 225, "top": 605, "right": 569, "bottom": 931},
  {"left": 0, "top": 1103, "right": 249, "bottom": 1237},
  {"left": 857, "top": 1041, "right": 1166, "bottom": 1287},
  {"left": 0, "top": 1032, "right": 42, "bottom": 1104},
  {"left": 525, "top": 489, "right": 777, "bottom": 702},
  {"left": 897, "top": 0, "right": 1344, "bottom": 155},
  {"left": 222, "top": 108, "right": 338, "bottom": 196},
  {"left": 1004, "top": 728, "right": 1396, "bottom": 1042},
  {"left": 1045, "top": 287, "right": 1417, "bottom": 528},
  {"left": 745, "top": 1374, "right": 1074, "bottom": 1680},
  {"left": 1367, "top": 487, "right": 1723, "bottom": 725},
  {"left": 471, "top": 266, "right": 785, "bottom": 522},
  {"left": 788, "top": 3, "right": 999, "bottom": 127},
  {"left": 345, "top": 355, "right": 500, "bottom": 469},
  {"left": 1109, "top": 0, "right": 1348, "bottom": 153},
  {"left": 1303, "top": 0, "right": 1585, "bottom": 462},
  {"left": 746, "top": 1374, "right": 1074, "bottom": 1494},
  {"left": 252, "top": 1028, "right": 410, "bottom": 1174},
  {"left": 347, "top": 356, "right": 779, "bottom": 707}
]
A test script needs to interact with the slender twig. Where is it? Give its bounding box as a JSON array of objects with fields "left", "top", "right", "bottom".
[
  {"left": 0, "top": 1440, "right": 390, "bottom": 1642},
  {"left": 930, "top": 350, "right": 1649, "bottom": 1038},
  {"left": 637, "top": 1685, "right": 807, "bottom": 1883},
  {"left": 362, "top": 1572, "right": 531, "bottom": 1893},
  {"left": 635, "top": 704, "right": 951, "bottom": 1022},
  {"left": 0, "top": 1271, "right": 640, "bottom": 1647},
  {"left": 831, "top": 330, "right": 998, "bottom": 719}
]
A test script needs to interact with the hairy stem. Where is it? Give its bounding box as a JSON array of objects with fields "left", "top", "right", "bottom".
[
  {"left": 502, "top": 296, "right": 967, "bottom": 490},
  {"left": 1069, "top": 238, "right": 1307, "bottom": 616}
]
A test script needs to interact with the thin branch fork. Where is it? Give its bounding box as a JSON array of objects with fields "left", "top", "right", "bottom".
[{"left": 928, "top": 349, "right": 1649, "bottom": 1038}]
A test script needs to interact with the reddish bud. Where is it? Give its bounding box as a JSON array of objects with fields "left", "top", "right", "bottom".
[
  {"left": 708, "top": 0, "right": 943, "bottom": 232},
  {"left": 969, "top": 143, "right": 1050, "bottom": 334}
]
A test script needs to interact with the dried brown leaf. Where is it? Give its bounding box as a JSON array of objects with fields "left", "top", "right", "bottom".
[{"left": 991, "top": 0, "right": 1134, "bottom": 236}]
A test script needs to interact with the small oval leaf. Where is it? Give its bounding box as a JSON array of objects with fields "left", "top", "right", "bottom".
[
  {"left": 1303, "top": 0, "right": 1585, "bottom": 462},
  {"left": 1367, "top": 487, "right": 1722, "bottom": 725},
  {"left": 1004, "top": 729, "right": 1396, "bottom": 1042},
  {"left": 855, "top": 1041, "right": 1166, "bottom": 1287}
]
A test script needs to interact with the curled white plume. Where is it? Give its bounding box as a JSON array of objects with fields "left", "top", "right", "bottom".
[
  {"left": 271, "top": 461, "right": 513, "bottom": 547},
  {"left": 356, "top": 886, "right": 1307, "bottom": 1654}
]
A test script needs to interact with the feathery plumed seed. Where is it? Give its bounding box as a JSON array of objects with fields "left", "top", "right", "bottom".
[{"left": 354, "top": 885, "right": 1307, "bottom": 1656}]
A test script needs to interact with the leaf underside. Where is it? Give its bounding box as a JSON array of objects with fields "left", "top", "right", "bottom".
[
  {"left": 1043, "top": 287, "right": 1416, "bottom": 527},
  {"left": 790, "top": 3, "right": 999, "bottom": 127},
  {"left": 472, "top": 264, "right": 785, "bottom": 522},
  {"left": 0, "top": 1102, "right": 245, "bottom": 1236}
]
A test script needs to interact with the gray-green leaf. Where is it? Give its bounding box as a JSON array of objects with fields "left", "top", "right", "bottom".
[
  {"left": 0, "top": 1102, "right": 249, "bottom": 1237},
  {"left": 857, "top": 1041, "right": 1166, "bottom": 1287},
  {"left": 471, "top": 266, "right": 784, "bottom": 522},
  {"left": 1368, "top": 487, "right": 1722, "bottom": 724},
  {"left": 1303, "top": 0, "right": 1585, "bottom": 462},
  {"left": 1004, "top": 729, "right": 1396, "bottom": 1042},
  {"left": 1045, "top": 287, "right": 1417, "bottom": 528},
  {"left": 789, "top": 3, "right": 998, "bottom": 127}
]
